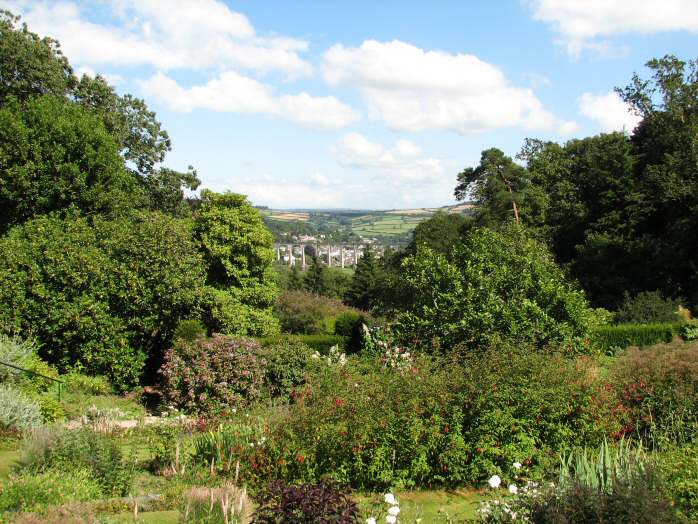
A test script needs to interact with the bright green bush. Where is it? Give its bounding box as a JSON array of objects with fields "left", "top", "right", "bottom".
[
  {"left": 274, "top": 290, "right": 353, "bottom": 335},
  {"left": 593, "top": 323, "right": 678, "bottom": 351},
  {"left": 0, "top": 384, "right": 42, "bottom": 433},
  {"left": 393, "top": 225, "right": 595, "bottom": 354},
  {"left": 260, "top": 340, "right": 315, "bottom": 398},
  {"left": 656, "top": 443, "right": 698, "bottom": 521},
  {"left": 62, "top": 372, "right": 111, "bottom": 395},
  {"left": 20, "top": 427, "right": 134, "bottom": 496},
  {"left": 0, "top": 211, "right": 207, "bottom": 389},
  {"left": 160, "top": 335, "right": 267, "bottom": 414},
  {"left": 173, "top": 318, "right": 208, "bottom": 342},
  {"left": 0, "top": 468, "right": 103, "bottom": 515},
  {"left": 34, "top": 395, "right": 64, "bottom": 423}
]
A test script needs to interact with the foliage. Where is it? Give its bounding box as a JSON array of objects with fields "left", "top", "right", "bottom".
[
  {"left": 274, "top": 290, "right": 354, "bottom": 335},
  {"left": 260, "top": 340, "right": 315, "bottom": 398},
  {"left": 0, "top": 10, "right": 75, "bottom": 104},
  {"left": 0, "top": 468, "right": 102, "bottom": 516},
  {"left": 593, "top": 323, "right": 679, "bottom": 351},
  {"left": 62, "top": 372, "right": 111, "bottom": 396},
  {"left": 616, "top": 290, "right": 684, "bottom": 324},
  {"left": 304, "top": 256, "right": 328, "bottom": 295},
  {"left": 34, "top": 395, "right": 64, "bottom": 423},
  {"left": 404, "top": 211, "right": 473, "bottom": 260},
  {"left": 393, "top": 225, "right": 595, "bottom": 353},
  {"left": 0, "top": 384, "right": 42, "bottom": 433},
  {"left": 0, "top": 335, "right": 56, "bottom": 393},
  {"left": 253, "top": 480, "right": 359, "bottom": 524},
  {"left": 0, "top": 212, "right": 206, "bottom": 389},
  {"left": 145, "top": 423, "right": 191, "bottom": 474},
  {"left": 259, "top": 334, "right": 348, "bottom": 355},
  {"left": 196, "top": 190, "right": 279, "bottom": 337},
  {"left": 334, "top": 312, "right": 368, "bottom": 354},
  {"left": 656, "top": 443, "right": 698, "bottom": 522},
  {"left": 0, "top": 95, "right": 137, "bottom": 233},
  {"left": 20, "top": 427, "right": 133, "bottom": 496},
  {"left": 174, "top": 319, "right": 208, "bottom": 343},
  {"left": 612, "top": 341, "right": 698, "bottom": 446},
  {"left": 160, "top": 335, "right": 267, "bottom": 414},
  {"left": 344, "top": 250, "right": 385, "bottom": 311}
]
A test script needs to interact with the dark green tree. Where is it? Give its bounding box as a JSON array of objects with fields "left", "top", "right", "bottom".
[
  {"left": 344, "top": 249, "right": 384, "bottom": 311},
  {"left": 287, "top": 264, "right": 304, "bottom": 291},
  {"left": 304, "top": 256, "right": 328, "bottom": 295},
  {"left": 405, "top": 211, "right": 473, "bottom": 260},
  {"left": 455, "top": 148, "right": 538, "bottom": 226}
]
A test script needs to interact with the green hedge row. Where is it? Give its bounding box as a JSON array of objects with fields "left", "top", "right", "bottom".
[
  {"left": 593, "top": 323, "right": 681, "bottom": 351},
  {"left": 258, "top": 334, "right": 348, "bottom": 355}
]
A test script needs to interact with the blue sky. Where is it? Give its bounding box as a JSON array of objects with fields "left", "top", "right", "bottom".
[{"left": 5, "top": 1, "right": 698, "bottom": 209}]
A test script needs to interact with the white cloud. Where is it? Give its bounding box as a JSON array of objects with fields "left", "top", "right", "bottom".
[
  {"left": 323, "top": 39, "right": 576, "bottom": 135},
  {"left": 579, "top": 91, "right": 642, "bottom": 132},
  {"left": 9, "top": 0, "right": 312, "bottom": 76},
  {"left": 527, "top": 0, "right": 698, "bottom": 58},
  {"left": 74, "top": 66, "right": 123, "bottom": 86},
  {"left": 139, "top": 71, "right": 360, "bottom": 130}
]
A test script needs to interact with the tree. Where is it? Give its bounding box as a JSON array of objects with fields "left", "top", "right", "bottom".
[
  {"left": 304, "top": 256, "right": 328, "bottom": 295},
  {"left": 0, "top": 95, "right": 137, "bottom": 232},
  {"left": 0, "top": 212, "right": 207, "bottom": 389},
  {"left": 405, "top": 211, "right": 473, "bottom": 260},
  {"left": 344, "top": 249, "right": 384, "bottom": 310},
  {"left": 195, "top": 190, "right": 279, "bottom": 336},
  {"left": 0, "top": 10, "right": 75, "bottom": 103},
  {"left": 455, "top": 148, "right": 536, "bottom": 225},
  {"left": 392, "top": 225, "right": 595, "bottom": 353},
  {"left": 287, "top": 264, "right": 304, "bottom": 291}
]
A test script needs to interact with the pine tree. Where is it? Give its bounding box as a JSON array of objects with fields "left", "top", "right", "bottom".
[
  {"left": 345, "top": 249, "right": 383, "bottom": 310},
  {"left": 304, "top": 256, "right": 327, "bottom": 295}
]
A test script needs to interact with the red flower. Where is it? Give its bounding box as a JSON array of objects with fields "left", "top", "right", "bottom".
[
  {"left": 334, "top": 398, "right": 344, "bottom": 407},
  {"left": 443, "top": 425, "right": 450, "bottom": 433},
  {"left": 296, "top": 454, "right": 306, "bottom": 464}
]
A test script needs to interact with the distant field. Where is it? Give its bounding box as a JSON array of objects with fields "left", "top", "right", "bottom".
[
  {"left": 351, "top": 214, "right": 425, "bottom": 236},
  {"left": 262, "top": 210, "right": 310, "bottom": 222}
]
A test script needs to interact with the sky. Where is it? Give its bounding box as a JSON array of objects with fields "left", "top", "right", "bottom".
[{"left": 4, "top": 1, "right": 698, "bottom": 209}]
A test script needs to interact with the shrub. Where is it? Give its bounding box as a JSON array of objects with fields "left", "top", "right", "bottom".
[
  {"left": 253, "top": 480, "right": 359, "bottom": 524},
  {"left": 393, "top": 225, "right": 595, "bottom": 354},
  {"left": 20, "top": 427, "right": 134, "bottom": 496},
  {"left": 160, "top": 335, "right": 267, "bottom": 414},
  {"left": 34, "top": 395, "right": 65, "bottom": 423},
  {"left": 334, "top": 312, "right": 368, "bottom": 354},
  {"left": 0, "top": 384, "right": 42, "bottom": 433},
  {"left": 0, "top": 334, "right": 36, "bottom": 382},
  {"left": 260, "top": 340, "right": 314, "bottom": 398},
  {"left": 0, "top": 212, "right": 207, "bottom": 390},
  {"left": 62, "top": 372, "right": 112, "bottom": 395},
  {"left": 656, "top": 443, "right": 698, "bottom": 521},
  {"left": 0, "top": 469, "right": 103, "bottom": 515},
  {"left": 145, "top": 423, "right": 191, "bottom": 475},
  {"left": 274, "top": 290, "right": 354, "bottom": 335},
  {"left": 593, "top": 323, "right": 678, "bottom": 351},
  {"left": 616, "top": 290, "right": 683, "bottom": 324},
  {"left": 612, "top": 341, "right": 698, "bottom": 445},
  {"left": 174, "top": 318, "right": 208, "bottom": 342}
]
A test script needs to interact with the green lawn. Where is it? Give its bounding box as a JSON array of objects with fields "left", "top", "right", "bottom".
[{"left": 358, "top": 489, "right": 483, "bottom": 523}]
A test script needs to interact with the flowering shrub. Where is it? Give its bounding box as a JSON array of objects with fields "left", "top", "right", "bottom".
[
  {"left": 253, "top": 480, "right": 359, "bottom": 523},
  {"left": 362, "top": 325, "right": 413, "bottom": 372},
  {"left": 160, "top": 335, "right": 268, "bottom": 414},
  {"left": 260, "top": 339, "right": 314, "bottom": 398}
]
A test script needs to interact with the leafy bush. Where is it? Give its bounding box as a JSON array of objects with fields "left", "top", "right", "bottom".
[
  {"left": 253, "top": 480, "right": 359, "bottom": 524},
  {"left": 20, "top": 427, "right": 134, "bottom": 496},
  {"left": 593, "top": 323, "right": 678, "bottom": 351},
  {"left": 0, "top": 334, "right": 36, "bottom": 382},
  {"left": 680, "top": 322, "right": 698, "bottom": 341},
  {"left": 62, "top": 372, "right": 112, "bottom": 395},
  {"left": 656, "top": 443, "right": 698, "bottom": 521},
  {"left": 259, "top": 334, "right": 347, "bottom": 355},
  {"left": 274, "top": 290, "right": 354, "bottom": 335},
  {"left": 0, "top": 384, "right": 42, "bottom": 433},
  {"left": 616, "top": 290, "right": 683, "bottom": 324},
  {"left": 393, "top": 225, "right": 595, "bottom": 354},
  {"left": 160, "top": 335, "right": 267, "bottom": 414},
  {"left": 260, "top": 340, "right": 314, "bottom": 398},
  {"left": 612, "top": 341, "right": 698, "bottom": 445},
  {"left": 34, "top": 395, "right": 64, "bottom": 423},
  {"left": 0, "top": 212, "right": 207, "bottom": 389},
  {"left": 145, "top": 423, "right": 191, "bottom": 474},
  {"left": 0, "top": 469, "right": 103, "bottom": 515},
  {"left": 174, "top": 318, "right": 208, "bottom": 342}
]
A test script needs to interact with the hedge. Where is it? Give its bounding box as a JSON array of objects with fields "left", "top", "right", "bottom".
[
  {"left": 593, "top": 323, "right": 681, "bottom": 351},
  {"left": 258, "top": 334, "right": 348, "bottom": 355}
]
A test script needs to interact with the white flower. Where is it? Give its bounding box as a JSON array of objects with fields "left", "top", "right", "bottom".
[
  {"left": 508, "top": 484, "right": 518, "bottom": 494},
  {"left": 366, "top": 519, "right": 377, "bottom": 524},
  {"left": 384, "top": 493, "right": 397, "bottom": 505},
  {"left": 488, "top": 475, "right": 502, "bottom": 489},
  {"left": 513, "top": 462, "right": 522, "bottom": 469},
  {"left": 388, "top": 506, "right": 400, "bottom": 516},
  {"left": 386, "top": 516, "right": 396, "bottom": 524}
]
